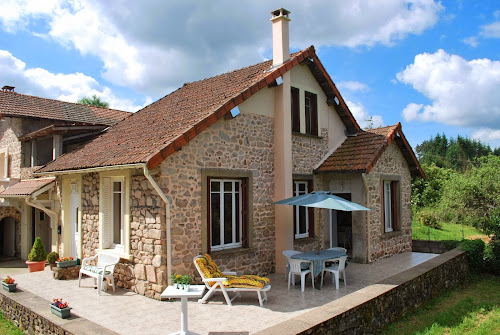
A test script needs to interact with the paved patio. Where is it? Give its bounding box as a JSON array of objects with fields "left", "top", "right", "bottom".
[{"left": 0, "top": 252, "right": 438, "bottom": 334}]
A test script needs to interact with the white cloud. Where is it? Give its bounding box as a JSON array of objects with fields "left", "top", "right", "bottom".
[
  {"left": 462, "top": 36, "right": 478, "bottom": 47},
  {"left": 337, "top": 81, "right": 369, "bottom": 92},
  {"left": 397, "top": 49, "right": 500, "bottom": 128},
  {"left": 346, "top": 100, "right": 384, "bottom": 129},
  {"left": 0, "top": 0, "right": 444, "bottom": 95},
  {"left": 402, "top": 103, "right": 424, "bottom": 121},
  {"left": 472, "top": 128, "right": 500, "bottom": 143},
  {"left": 480, "top": 21, "right": 500, "bottom": 38},
  {"left": 0, "top": 50, "right": 146, "bottom": 112}
]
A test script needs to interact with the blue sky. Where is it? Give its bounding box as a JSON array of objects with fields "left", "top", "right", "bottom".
[{"left": 1, "top": 1, "right": 499, "bottom": 149}]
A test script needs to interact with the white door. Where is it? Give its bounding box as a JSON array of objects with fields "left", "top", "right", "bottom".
[{"left": 70, "top": 186, "right": 80, "bottom": 259}]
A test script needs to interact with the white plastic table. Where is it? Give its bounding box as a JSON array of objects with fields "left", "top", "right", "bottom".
[{"left": 161, "top": 285, "right": 205, "bottom": 335}]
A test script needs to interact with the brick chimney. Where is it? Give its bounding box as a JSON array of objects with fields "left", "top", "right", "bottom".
[{"left": 270, "top": 8, "right": 291, "bottom": 67}]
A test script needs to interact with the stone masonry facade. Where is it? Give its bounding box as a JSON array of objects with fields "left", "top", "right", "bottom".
[
  {"left": 79, "top": 171, "right": 166, "bottom": 299},
  {"left": 160, "top": 113, "right": 275, "bottom": 278},
  {"left": 364, "top": 142, "right": 412, "bottom": 262}
]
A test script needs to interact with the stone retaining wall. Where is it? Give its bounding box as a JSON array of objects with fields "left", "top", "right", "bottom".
[
  {"left": 412, "top": 239, "right": 448, "bottom": 254},
  {"left": 52, "top": 266, "right": 81, "bottom": 280},
  {"left": 256, "top": 248, "right": 469, "bottom": 335},
  {"left": 0, "top": 285, "right": 117, "bottom": 335}
]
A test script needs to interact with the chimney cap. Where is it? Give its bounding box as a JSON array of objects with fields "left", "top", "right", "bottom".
[
  {"left": 270, "top": 8, "right": 291, "bottom": 19},
  {"left": 2, "top": 86, "right": 15, "bottom": 92}
]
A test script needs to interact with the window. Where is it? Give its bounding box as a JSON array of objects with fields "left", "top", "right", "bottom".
[
  {"left": 305, "top": 91, "right": 318, "bottom": 136},
  {"left": 383, "top": 180, "right": 399, "bottom": 232},
  {"left": 100, "top": 176, "right": 127, "bottom": 252},
  {"left": 0, "top": 148, "right": 8, "bottom": 179},
  {"left": 208, "top": 178, "right": 248, "bottom": 251},
  {"left": 293, "top": 180, "right": 314, "bottom": 238},
  {"left": 291, "top": 87, "right": 300, "bottom": 132}
]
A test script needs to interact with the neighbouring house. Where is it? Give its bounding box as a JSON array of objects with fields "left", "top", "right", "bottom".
[
  {"left": 35, "top": 8, "right": 424, "bottom": 299},
  {"left": 0, "top": 87, "right": 130, "bottom": 259}
]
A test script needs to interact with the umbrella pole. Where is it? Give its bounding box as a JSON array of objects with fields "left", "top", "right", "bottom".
[{"left": 317, "top": 208, "right": 322, "bottom": 254}]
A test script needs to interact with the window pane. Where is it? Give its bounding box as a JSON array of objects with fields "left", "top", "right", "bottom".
[
  {"left": 211, "top": 193, "right": 221, "bottom": 246},
  {"left": 224, "top": 181, "right": 232, "bottom": 192},
  {"left": 113, "top": 182, "right": 121, "bottom": 192},
  {"left": 211, "top": 181, "right": 220, "bottom": 192},
  {"left": 224, "top": 193, "right": 233, "bottom": 244},
  {"left": 113, "top": 190, "right": 122, "bottom": 244},
  {"left": 298, "top": 183, "right": 306, "bottom": 192},
  {"left": 305, "top": 96, "right": 311, "bottom": 134},
  {"left": 298, "top": 207, "right": 307, "bottom": 234},
  {"left": 235, "top": 192, "right": 240, "bottom": 243}
]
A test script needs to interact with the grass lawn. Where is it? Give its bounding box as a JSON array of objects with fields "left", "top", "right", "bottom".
[
  {"left": 0, "top": 311, "right": 23, "bottom": 335},
  {"left": 381, "top": 275, "right": 500, "bottom": 335},
  {"left": 412, "top": 220, "right": 487, "bottom": 242}
]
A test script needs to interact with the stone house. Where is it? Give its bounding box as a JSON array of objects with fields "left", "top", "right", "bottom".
[
  {"left": 0, "top": 87, "right": 129, "bottom": 259},
  {"left": 36, "top": 9, "right": 423, "bottom": 299}
]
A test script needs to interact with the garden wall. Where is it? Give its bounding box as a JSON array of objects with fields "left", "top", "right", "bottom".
[
  {"left": 412, "top": 239, "right": 448, "bottom": 254},
  {"left": 256, "top": 248, "right": 468, "bottom": 335},
  {"left": 0, "top": 285, "right": 117, "bottom": 335}
]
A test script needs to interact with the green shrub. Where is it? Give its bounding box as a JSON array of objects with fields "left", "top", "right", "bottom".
[
  {"left": 485, "top": 237, "right": 500, "bottom": 275},
  {"left": 417, "top": 209, "right": 442, "bottom": 230},
  {"left": 27, "top": 237, "right": 47, "bottom": 262},
  {"left": 459, "top": 239, "right": 485, "bottom": 274},
  {"left": 47, "top": 251, "right": 59, "bottom": 264},
  {"left": 442, "top": 240, "right": 460, "bottom": 250}
]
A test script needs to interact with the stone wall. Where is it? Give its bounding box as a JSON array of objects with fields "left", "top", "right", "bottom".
[
  {"left": 160, "top": 113, "right": 276, "bottom": 277},
  {"left": 0, "top": 117, "right": 22, "bottom": 179},
  {"left": 78, "top": 171, "right": 166, "bottom": 299},
  {"left": 256, "top": 248, "right": 469, "bottom": 335},
  {"left": 364, "top": 142, "right": 413, "bottom": 262},
  {"left": 292, "top": 128, "right": 329, "bottom": 175},
  {"left": 412, "top": 240, "right": 448, "bottom": 254}
]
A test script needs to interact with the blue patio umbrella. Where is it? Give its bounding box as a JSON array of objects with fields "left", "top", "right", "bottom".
[
  {"left": 274, "top": 191, "right": 370, "bottom": 211},
  {"left": 274, "top": 191, "right": 370, "bottom": 252}
]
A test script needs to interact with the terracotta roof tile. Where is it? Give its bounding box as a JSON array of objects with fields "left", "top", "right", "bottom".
[
  {"left": 38, "top": 46, "right": 360, "bottom": 173},
  {"left": 0, "top": 178, "right": 55, "bottom": 197},
  {"left": 316, "top": 124, "right": 424, "bottom": 178},
  {"left": 0, "top": 91, "right": 130, "bottom": 126}
]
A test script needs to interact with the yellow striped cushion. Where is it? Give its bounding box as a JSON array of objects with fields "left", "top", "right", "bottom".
[{"left": 223, "top": 275, "right": 271, "bottom": 289}]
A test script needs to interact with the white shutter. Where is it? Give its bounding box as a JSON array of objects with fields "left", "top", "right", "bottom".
[
  {"left": 101, "top": 177, "right": 112, "bottom": 248},
  {"left": 0, "top": 148, "right": 7, "bottom": 179}
]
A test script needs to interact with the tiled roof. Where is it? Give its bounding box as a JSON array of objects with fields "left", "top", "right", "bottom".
[
  {"left": 0, "top": 178, "right": 55, "bottom": 197},
  {"left": 316, "top": 123, "right": 424, "bottom": 178},
  {"left": 38, "top": 46, "right": 360, "bottom": 173},
  {"left": 0, "top": 91, "right": 130, "bottom": 126}
]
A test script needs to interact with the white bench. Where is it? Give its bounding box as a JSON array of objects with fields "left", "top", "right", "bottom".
[
  {"left": 78, "top": 252, "right": 120, "bottom": 295},
  {"left": 193, "top": 255, "right": 271, "bottom": 306}
]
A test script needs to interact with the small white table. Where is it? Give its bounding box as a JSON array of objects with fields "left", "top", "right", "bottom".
[{"left": 161, "top": 285, "right": 205, "bottom": 335}]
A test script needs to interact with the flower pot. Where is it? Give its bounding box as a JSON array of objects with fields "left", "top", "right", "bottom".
[
  {"left": 50, "top": 304, "right": 72, "bottom": 319},
  {"left": 2, "top": 282, "right": 17, "bottom": 292},
  {"left": 25, "top": 260, "right": 46, "bottom": 272},
  {"left": 56, "top": 260, "right": 77, "bottom": 269}
]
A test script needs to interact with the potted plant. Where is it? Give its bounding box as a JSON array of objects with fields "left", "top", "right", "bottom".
[
  {"left": 25, "top": 237, "right": 47, "bottom": 272},
  {"left": 56, "top": 256, "right": 77, "bottom": 269},
  {"left": 171, "top": 273, "right": 192, "bottom": 290},
  {"left": 47, "top": 251, "right": 59, "bottom": 270},
  {"left": 2, "top": 276, "right": 17, "bottom": 292},
  {"left": 50, "top": 298, "right": 71, "bottom": 319}
]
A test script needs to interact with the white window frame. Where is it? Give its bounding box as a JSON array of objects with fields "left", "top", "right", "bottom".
[
  {"left": 209, "top": 179, "right": 242, "bottom": 251},
  {"left": 0, "top": 148, "right": 8, "bottom": 180},
  {"left": 111, "top": 178, "right": 125, "bottom": 248},
  {"left": 99, "top": 172, "right": 131, "bottom": 258},
  {"left": 294, "top": 181, "right": 309, "bottom": 239},
  {"left": 384, "top": 181, "right": 393, "bottom": 232}
]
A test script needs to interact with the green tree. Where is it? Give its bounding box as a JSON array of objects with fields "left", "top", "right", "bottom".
[
  {"left": 76, "top": 95, "right": 109, "bottom": 108},
  {"left": 412, "top": 163, "right": 454, "bottom": 210}
]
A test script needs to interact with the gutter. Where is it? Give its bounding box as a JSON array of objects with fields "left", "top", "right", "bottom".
[
  {"left": 142, "top": 164, "right": 172, "bottom": 286},
  {"left": 34, "top": 163, "right": 146, "bottom": 177}
]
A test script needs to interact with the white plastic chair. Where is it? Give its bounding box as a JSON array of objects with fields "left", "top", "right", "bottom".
[
  {"left": 320, "top": 256, "right": 347, "bottom": 289},
  {"left": 288, "top": 258, "right": 314, "bottom": 292},
  {"left": 282, "top": 250, "right": 302, "bottom": 281},
  {"left": 78, "top": 252, "right": 120, "bottom": 295}
]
